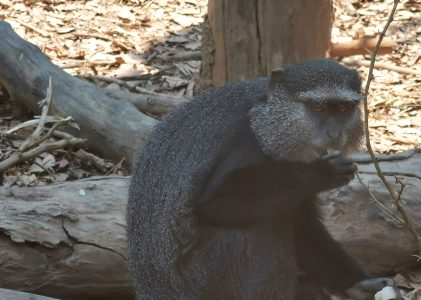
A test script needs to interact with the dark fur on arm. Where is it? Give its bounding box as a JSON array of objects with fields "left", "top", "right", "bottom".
[
  {"left": 196, "top": 155, "right": 349, "bottom": 226},
  {"left": 293, "top": 201, "right": 368, "bottom": 294},
  {"left": 196, "top": 160, "right": 318, "bottom": 226}
]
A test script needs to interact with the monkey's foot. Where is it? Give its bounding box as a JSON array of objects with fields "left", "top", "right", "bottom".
[{"left": 346, "top": 278, "right": 401, "bottom": 300}]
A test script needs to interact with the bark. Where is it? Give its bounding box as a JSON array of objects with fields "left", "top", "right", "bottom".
[
  {"left": 0, "top": 21, "right": 157, "bottom": 166},
  {"left": 0, "top": 151, "right": 420, "bottom": 299},
  {"left": 0, "top": 176, "right": 132, "bottom": 300},
  {"left": 203, "top": 0, "right": 333, "bottom": 86}
]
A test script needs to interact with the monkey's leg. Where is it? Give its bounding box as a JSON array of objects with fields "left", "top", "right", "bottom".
[{"left": 293, "top": 200, "right": 369, "bottom": 295}]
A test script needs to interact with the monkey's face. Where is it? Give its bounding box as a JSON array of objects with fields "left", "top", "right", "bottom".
[
  {"left": 250, "top": 60, "right": 364, "bottom": 162},
  {"left": 250, "top": 95, "right": 364, "bottom": 162},
  {"left": 303, "top": 99, "right": 364, "bottom": 159}
]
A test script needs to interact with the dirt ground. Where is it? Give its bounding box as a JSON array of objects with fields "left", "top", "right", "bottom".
[
  {"left": 0, "top": 0, "right": 418, "bottom": 184},
  {"left": 0, "top": 0, "right": 419, "bottom": 155}
]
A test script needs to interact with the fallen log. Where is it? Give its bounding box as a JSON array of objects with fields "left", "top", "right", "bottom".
[
  {"left": 103, "top": 88, "right": 188, "bottom": 116},
  {"left": 0, "top": 151, "right": 420, "bottom": 299},
  {"left": 0, "top": 176, "right": 132, "bottom": 300},
  {"left": 323, "top": 150, "right": 421, "bottom": 274},
  {"left": 0, "top": 21, "right": 157, "bottom": 166},
  {"left": 0, "top": 288, "right": 58, "bottom": 300},
  {"left": 329, "top": 37, "right": 397, "bottom": 57}
]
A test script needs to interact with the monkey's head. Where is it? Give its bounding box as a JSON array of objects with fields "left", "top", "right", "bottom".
[{"left": 250, "top": 59, "right": 364, "bottom": 162}]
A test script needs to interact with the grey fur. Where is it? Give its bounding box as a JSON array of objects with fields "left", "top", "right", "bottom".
[
  {"left": 251, "top": 60, "right": 363, "bottom": 162},
  {"left": 127, "top": 59, "right": 364, "bottom": 299},
  {"left": 295, "top": 88, "right": 361, "bottom": 103}
]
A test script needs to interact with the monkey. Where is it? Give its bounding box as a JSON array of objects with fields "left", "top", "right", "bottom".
[{"left": 127, "top": 59, "right": 398, "bottom": 300}]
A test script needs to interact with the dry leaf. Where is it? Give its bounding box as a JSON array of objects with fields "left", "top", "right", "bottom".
[
  {"left": 118, "top": 8, "right": 136, "bottom": 22},
  {"left": 162, "top": 76, "right": 188, "bottom": 89}
]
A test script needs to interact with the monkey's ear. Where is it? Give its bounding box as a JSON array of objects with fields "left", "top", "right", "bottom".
[{"left": 270, "top": 67, "right": 286, "bottom": 82}]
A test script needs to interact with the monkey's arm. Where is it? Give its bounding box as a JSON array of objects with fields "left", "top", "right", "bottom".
[
  {"left": 196, "top": 118, "right": 355, "bottom": 226},
  {"left": 195, "top": 153, "right": 355, "bottom": 226},
  {"left": 294, "top": 208, "right": 399, "bottom": 299},
  {"left": 196, "top": 160, "right": 319, "bottom": 225},
  {"left": 293, "top": 201, "right": 368, "bottom": 294}
]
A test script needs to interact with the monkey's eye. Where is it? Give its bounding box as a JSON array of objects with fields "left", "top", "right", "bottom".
[
  {"left": 336, "top": 103, "right": 352, "bottom": 113},
  {"left": 310, "top": 103, "right": 327, "bottom": 113}
]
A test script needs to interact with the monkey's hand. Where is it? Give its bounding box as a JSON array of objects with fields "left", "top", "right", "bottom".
[
  {"left": 346, "top": 278, "right": 401, "bottom": 300},
  {"left": 315, "top": 152, "right": 357, "bottom": 190}
]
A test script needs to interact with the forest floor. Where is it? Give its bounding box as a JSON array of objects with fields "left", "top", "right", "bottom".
[
  {"left": 0, "top": 0, "right": 419, "bottom": 181},
  {"left": 0, "top": 0, "right": 419, "bottom": 155},
  {"left": 0, "top": 0, "right": 420, "bottom": 297}
]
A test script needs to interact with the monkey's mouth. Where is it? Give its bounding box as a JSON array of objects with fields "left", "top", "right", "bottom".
[{"left": 313, "top": 147, "right": 328, "bottom": 157}]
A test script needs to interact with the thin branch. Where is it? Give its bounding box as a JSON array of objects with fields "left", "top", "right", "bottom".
[
  {"left": 19, "top": 77, "right": 52, "bottom": 152},
  {"left": 356, "top": 173, "right": 402, "bottom": 225},
  {"left": 73, "top": 149, "right": 109, "bottom": 173},
  {"left": 32, "top": 117, "right": 75, "bottom": 146},
  {"left": 361, "top": 0, "right": 421, "bottom": 255},
  {"left": 393, "top": 177, "right": 420, "bottom": 249},
  {"left": 0, "top": 79, "right": 82, "bottom": 173},
  {"left": 0, "top": 136, "right": 86, "bottom": 173},
  {"left": 5, "top": 116, "right": 63, "bottom": 134},
  {"left": 395, "top": 177, "right": 406, "bottom": 206}
]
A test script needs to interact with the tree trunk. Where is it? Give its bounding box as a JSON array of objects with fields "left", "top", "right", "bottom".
[
  {"left": 202, "top": 0, "right": 334, "bottom": 86},
  {"left": 0, "top": 151, "right": 420, "bottom": 299}
]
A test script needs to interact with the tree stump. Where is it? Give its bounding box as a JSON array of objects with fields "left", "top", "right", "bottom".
[{"left": 202, "top": 0, "right": 334, "bottom": 86}]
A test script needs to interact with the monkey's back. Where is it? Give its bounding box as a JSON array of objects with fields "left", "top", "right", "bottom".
[{"left": 127, "top": 78, "right": 296, "bottom": 299}]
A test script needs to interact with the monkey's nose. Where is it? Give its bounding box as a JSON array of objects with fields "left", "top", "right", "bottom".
[{"left": 326, "top": 130, "right": 341, "bottom": 140}]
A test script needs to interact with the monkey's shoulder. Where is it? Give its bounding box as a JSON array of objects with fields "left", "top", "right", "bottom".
[
  {"left": 197, "top": 122, "right": 269, "bottom": 206},
  {"left": 162, "top": 77, "right": 270, "bottom": 128},
  {"left": 136, "top": 77, "right": 270, "bottom": 166},
  {"left": 131, "top": 77, "right": 271, "bottom": 205}
]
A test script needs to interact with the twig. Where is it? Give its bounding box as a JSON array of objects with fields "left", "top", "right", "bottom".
[
  {"left": 106, "top": 157, "right": 125, "bottom": 176},
  {"left": 0, "top": 80, "right": 82, "bottom": 173},
  {"left": 52, "top": 130, "right": 77, "bottom": 140},
  {"left": 59, "top": 60, "right": 116, "bottom": 69},
  {"left": 393, "top": 177, "right": 420, "bottom": 252},
  {"left": 82, "top": 75, "right": 127, "bottom": 86},
  {"left": 73, "top": 149, "right": 109, "bottom": 173},
  {"left": 32, "top": 117, "right": 75, "bottom": 146},
  {"left": 5, "top": 116, "right": 63, "bottom": 134},
  {"left": 356, "top": 173, "right": 403, "bottom": 225},
  {"left": 361, "top": 0, "right": 421, "bottom": 255},
  {"left": 19, "top": 77, "right": 52, "bottom": 152},
  {"left": 82, "top": 66, "right": 170, "bottom": 85},
  {"left": 343, "top": 58, "right": 421, "bottom": 76},
  {"left": 0, "top": 136, "right": 86, "bottom": 173},
  {"left": 159, "top": 51, "right": 201, "bottom": 62},
  {"left": 32, "top": 160, "right": 56, "bottom": 178},
  {"left": 68, "top": 32, "right": 133, "bottom": 51},
  {"left": 394, "top": 177, "right": 406, "bottom": 206},
  {"left": 13, "top": 19, "right": 51, "bottom": 37}
]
